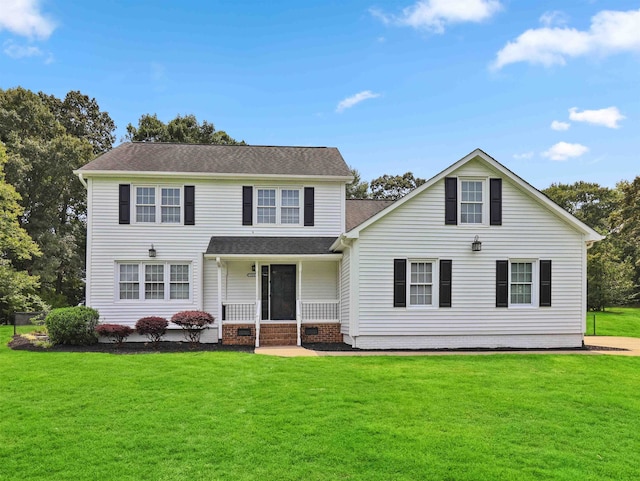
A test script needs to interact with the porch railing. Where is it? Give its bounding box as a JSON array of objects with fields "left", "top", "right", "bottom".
[
  {"left": 222, "top": 302, "right": 256, "bottom": 322},
  {"left": 300, "top": 300, "right": 340, "bottom": 322}
]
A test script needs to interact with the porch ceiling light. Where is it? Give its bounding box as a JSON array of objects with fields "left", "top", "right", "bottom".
[
  {"left": 149, "top": 244, "right": 157, "bottom": 257},
  {"left": 471, "top": 235, "right": 482, "bottom": 252}
]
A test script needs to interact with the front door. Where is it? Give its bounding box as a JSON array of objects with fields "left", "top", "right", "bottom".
[{"left": 269, "top": 265, "right": 296, "bottom": 320}]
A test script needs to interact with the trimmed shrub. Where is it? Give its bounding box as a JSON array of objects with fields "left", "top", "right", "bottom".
[
  {"left": 95, "top": 324, "right": 134, "bottom": 345},
  {"left": 135, "top": 316, "right": 168, "bottom": 346},
  {"left": 45, "top": 306, "right": 100, "bottom": 345},
  {"left": 171, "top": 310, "right": 214, "bottom": 346}
]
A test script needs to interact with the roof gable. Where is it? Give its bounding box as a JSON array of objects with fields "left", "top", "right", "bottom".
[
  {"left": 77, "top": 142, "right": 353, "bottom": 179},
  {"left": 342, "top": 149, "right": 603, "bottom": 242}
]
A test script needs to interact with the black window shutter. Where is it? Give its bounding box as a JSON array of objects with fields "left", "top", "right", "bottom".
[
  {"left": 439, "top": 260, "right": 452, "bottom": 308},
  {"left": 184, "top": 185, "right": 195, "bottom": 225},
  {"left": 304, "top": 187, "right": 314, "bottom": 226},
  {"left": 444, "top": 177, "right": 457, "bottom": 225},
  {"left": 119, "top": 184, "right": 130, "bottom": 225},
  {"left": 539, "top": 260, "right": 552, "bottom": 307},
  {"left": 496, "top": 260, "right": 509, "bottom": 308},
  {"left": 490, "top": 178, "right": 502, "bottom": 226},
  {"left": 242, "top": 186, "right": 253, "bottom": 226},
  {"left": 393, "top": 259, "right": 407, "bottom": 308}
]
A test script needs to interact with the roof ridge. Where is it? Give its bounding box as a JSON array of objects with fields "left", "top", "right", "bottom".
[{"left": 128, "top": 141, "right": 333, "bottom": 149}]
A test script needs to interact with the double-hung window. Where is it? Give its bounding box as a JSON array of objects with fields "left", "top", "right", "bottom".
[
  {"left": 460, "top": 180, "right": 483, "bottom": 224},
  {"left": 256, "top": 188, "right": 301, "bottom": 225},
  {"left": 510, "top": 262, "right": 533, "bottom": 305},
  {"left": 135, "top": 186, "right": 181, "bottom": 223},
  {"left": 117, "top": 262, "right": 190, "bottom": 300},
  {"left": 409, "top": 261, "right": 434, "bottom": 306}
]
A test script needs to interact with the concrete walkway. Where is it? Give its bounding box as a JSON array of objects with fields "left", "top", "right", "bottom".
[{"left": 254, "top": 337, "right": 640, "bottom": 357}]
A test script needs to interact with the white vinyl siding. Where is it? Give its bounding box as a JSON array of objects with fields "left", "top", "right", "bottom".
[
  {"left": 352, "top": 158, "right": 586, "bottom": 345},
  {"left": 86, "top": 176, "right": 345, "bottom": 325}
]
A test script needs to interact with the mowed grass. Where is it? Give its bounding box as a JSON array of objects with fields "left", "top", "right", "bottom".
[
  {"left": 1, "top": 326, "right": 640, "bottom": 481},
  {"left": 585, "top": 307, "right": 640, "bottom": 337}
]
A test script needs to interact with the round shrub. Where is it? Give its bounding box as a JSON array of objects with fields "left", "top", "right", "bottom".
[
  {"left": 171, "top": 310, "right": 214, "bottom": 345},
  {"left": 135, "top": 316, "right": 168, "bottom": 345},
  {"left": 45, "top": 306, "right": 100, "bottom": 345},
  {"left": 95, "top": 323, "right": 134, "bottom": 345}
]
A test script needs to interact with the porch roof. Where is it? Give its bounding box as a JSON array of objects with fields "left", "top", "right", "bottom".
[{"left": 205, "top": 236, "right": 339, "bottom": 256}]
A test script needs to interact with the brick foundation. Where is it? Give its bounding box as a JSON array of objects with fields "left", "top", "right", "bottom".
[
  {"left": 301, "top": 323, "right": 343, "bottom": 344},
  {"left": 222, "top": 322, "right": 343, "bottom": 346},
  {"left": 222, "top": 324, "right": 256, "bottom": 346}
]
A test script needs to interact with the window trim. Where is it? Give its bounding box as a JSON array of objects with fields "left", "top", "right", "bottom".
[
  {"left": 508, "top": 259, "right": 537, "bottom": 308},
  {"left": 254, "top": 187, "right": 302, "bottom": 226},
  {"left": 458, "top": 177, "right": 488, "bottom": 226},
  {"left": 115, "top": 261, "right": 192, "bottom": 301},
  {"left": 133, "top": 185, "right": 183, "bottom": 225},
  {"left": 407, "top": 259, "right": 439, "bottom": 309}
]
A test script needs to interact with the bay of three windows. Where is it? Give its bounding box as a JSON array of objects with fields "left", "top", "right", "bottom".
[{"left": 119, "top": 262, "right": 190, "bottom": 300}]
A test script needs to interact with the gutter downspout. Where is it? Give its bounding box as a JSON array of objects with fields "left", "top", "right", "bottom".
[{"left": 77, "top": 172, "right": 88, "bottom": 188}]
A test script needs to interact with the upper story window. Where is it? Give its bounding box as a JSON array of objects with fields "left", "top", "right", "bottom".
[
  {"left": 135, "top": 186, "right": 181, "bottom": 224},
  {"left": 460, "top": 180, "right": 483, "bottom": 224},
  {"left": 256, "top": 188, "right": 301, "bottom": 225}
]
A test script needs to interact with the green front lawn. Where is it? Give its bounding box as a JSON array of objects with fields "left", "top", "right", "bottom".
[
  {"left": 585, "top": 307, "right": 640, "bottom": 337},
  {"left": 1, "top": 326, "right": 640, "bottom": 481}
]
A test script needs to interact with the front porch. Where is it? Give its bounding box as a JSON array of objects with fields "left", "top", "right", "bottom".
[{"left": 204, "top": 236, "right": 344, "bottom": 347}]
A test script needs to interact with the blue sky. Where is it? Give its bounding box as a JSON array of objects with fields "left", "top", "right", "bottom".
[{"left": 1, "top": 0, "right": 639, "bottom": 189}]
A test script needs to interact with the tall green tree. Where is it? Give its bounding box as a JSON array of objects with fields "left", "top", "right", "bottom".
[
  {"left": 0, "top": 142, "right": 47, "bottom": 321},
  {"left": 125, "top": 113, "right": 245, "bottom": 145},
  {"left": 346, "top": 167, "right": 369, "bottom": 199},
  {"left": 0, "top": 87, "right": 111, "bottom": 307},
  {"left": 543, "top": 181, "right": 636, "bottom": 310},
  {"left": 370, "top": 172, "right": 425, "bottom": 200}
]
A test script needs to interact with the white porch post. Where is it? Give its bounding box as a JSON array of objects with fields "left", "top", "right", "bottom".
[
  {"left": 297, "top": 262, "right": 302, "bottom": 346},
  {"left": 216, "top": 257, "right": 223, "bottom": 341},
  {"left": 255, "top": 260, "right": 260, "bottom": 348}
]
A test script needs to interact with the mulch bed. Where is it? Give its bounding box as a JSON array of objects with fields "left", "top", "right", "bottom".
[{"left": 8, "top": 334, "right": 254, "bottom": 354}]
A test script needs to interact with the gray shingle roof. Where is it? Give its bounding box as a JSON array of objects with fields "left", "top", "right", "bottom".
[
  {"left": 206, "top": 237, "right": 338, "bottom": 255},
  {"left": 79, "top": 142, "right": 352, "bottom": 177},
  {"left": 346, "top": 199, "right": 395, "bottom": 231}
]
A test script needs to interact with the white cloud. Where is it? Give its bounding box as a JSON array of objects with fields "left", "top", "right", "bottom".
[
  {"left": 336, "top": 90, "right": 380, "bottom": 113},
  {"left": 0, "top": 0, "right": 55, "bottom": 39},
  {"left": 568, "top": 106, "right": 625, "bottom": 129},
  {"left": 492, "top": 8, "right": 640, "bottom": 69},
  {"left": 539, "top": 11, "right": 568, "bottom": 28},
  {"left": 542, "top": 142, "right": 589, "bottom": 161},
  {"left": 3, "top": 40, "right": 42, "bottom": 58},
  {"left": 550, "top": 120, "right": 571, "bottom": 131},
  {"left": 371, "top": 0, "right": 502, "bottom": 33},
  {"left": 513, "top": 152, "right": 534, "bottom": 160}
]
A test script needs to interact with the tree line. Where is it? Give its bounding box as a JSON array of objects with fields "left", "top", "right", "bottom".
[{"left": 0, "top": 86, "right": 637, "bottom": 320}]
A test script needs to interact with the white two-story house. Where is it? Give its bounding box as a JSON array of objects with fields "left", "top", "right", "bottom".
[{"left": 76, "top": 143, "right": 602, "bottom": 349}]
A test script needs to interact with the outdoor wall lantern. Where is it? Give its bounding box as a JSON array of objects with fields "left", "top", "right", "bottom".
[
  {"left": 148, "top": 244, "right": 157, "bottom": 257},
  {"left": 471, "top": 235, "right": 482, "bottom": 252}
]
